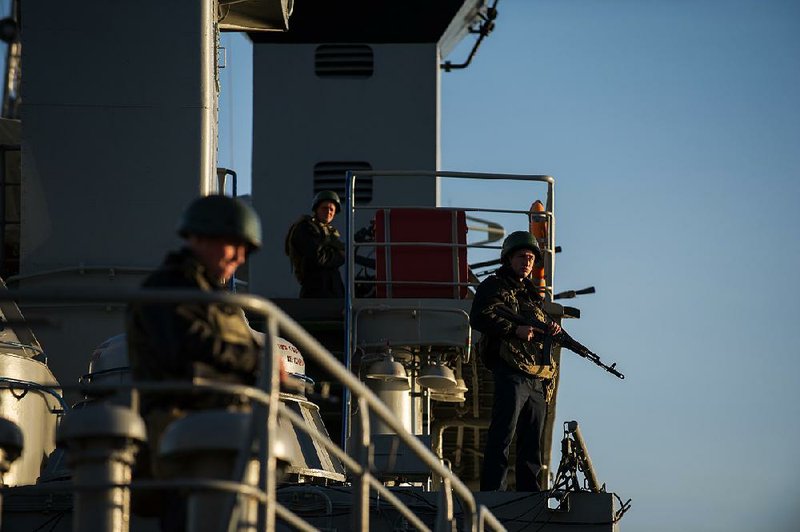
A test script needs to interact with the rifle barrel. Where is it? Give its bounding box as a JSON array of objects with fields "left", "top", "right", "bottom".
[{"left": 494, "top": 305, "right": 625, "bottom": 379}]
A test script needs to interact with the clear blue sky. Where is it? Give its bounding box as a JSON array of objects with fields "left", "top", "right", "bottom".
[
  {"left": 442, "top": 0, "right": 800, "bottom": 531},
  {"left": 216, "top": 1, "right": 800, "bottom": 530},
  {"left": 441, "top": 2, "right": 800, "bottom": 530}
]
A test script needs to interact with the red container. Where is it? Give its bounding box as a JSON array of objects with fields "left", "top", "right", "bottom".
[{"left": 374, "top": 208, "right": 468, "bottom": 298}]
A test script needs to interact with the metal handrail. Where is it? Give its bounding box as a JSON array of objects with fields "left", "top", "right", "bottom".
[
  {"left": 276, "top": 403, "right": 432, "bottom": 532},
  {"left": 353, "top": 304, "right": 472, "bottom": 353},
  {"left": 13, "top": 377, "right": 311, "bottom": 531},
  {"left": 5, "top": 265, "right": 154, "bottom": 285},
  {"left": 344, "top": 169, "right": 553, "bottom": 182},
  {"left": 354, "top": 205, "right": 549, "bottom": 216},
  {"left": 0, "top": 288, "right": 506, "bottom": 531},
  {"left": 355, "top": 279, "right": 479, "bottom": 288},
  {"left": 0, "top": 339, "right": 44, "bottom": 356},
  {"left": 343, "top": 170, "right": 556, "bottom": 304},
  {"left": 348, "top": 199, "right": 555, "bottom": 295},
  {"left": 355, "top": 241, "right": 502, "bottom": 248},
  {"left": 343, "top": 170, "right": 556, "bottom": 487},
  {"left": 0, "top": 377, "right": 69, "bottom": 412}
]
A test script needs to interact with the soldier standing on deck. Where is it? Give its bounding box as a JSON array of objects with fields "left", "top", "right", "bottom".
[
  {"left": 285, "top": 190, "right": 346, "bottom": 298},
  {"left": 470, "top": 231, "right": 561, "bottom": 492}
]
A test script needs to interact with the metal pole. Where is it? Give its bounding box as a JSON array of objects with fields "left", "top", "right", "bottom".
[
  {"left": 343, "top": 170, "right": 356, "bottom": 449},
  {"left": 566, "top": 421, "right": 601, "bottom": 492},
  {"left": 434, "top": 476, "right": 455, "bottom": 532},
  {"left": 258, "top": 316, "right": 280, "bottom": 531},
  {"left": 545, "top": 181, "right": 555, "bottom": 303},
  {"left": 352, "top": 397, "right": 371, "bottom": 531},
  {"left": 57, "top": 405, "right": 146, "bottom": 532},
  {"left": 199, "top": 0, "right": 216, "bottom": 195}
]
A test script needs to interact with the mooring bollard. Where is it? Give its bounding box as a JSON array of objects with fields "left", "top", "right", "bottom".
[
  {"left": 57, "top": 404, "right": 146, "bottom": 532},
  {"left": 158, "top": 410, "right": 261, "bottom": 532}
]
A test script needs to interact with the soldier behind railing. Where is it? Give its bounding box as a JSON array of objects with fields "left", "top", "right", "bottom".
[
  {"left": 470, "top": 231, "right": 561, "bottom": 492},
  {"left": 127, "top": 195, "right": 264, "bottom": 529}
]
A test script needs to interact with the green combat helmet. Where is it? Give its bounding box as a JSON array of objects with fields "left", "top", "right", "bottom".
[
  {"left": 177, "top": 195, "right": 262, "bottom": 251},
  {"left": 501, "top": 231, "right": 542, "bottom": 262},
  {"left": 311, "top": 190, "right": 342, "bottom": 214}
]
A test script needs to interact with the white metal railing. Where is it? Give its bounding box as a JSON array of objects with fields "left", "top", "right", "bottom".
[
  {"left": 342, "top": 170, "right": 556, "bottom": 461},
  {"left": 343, "top": 171, "right": 555, "bottom": 298},
  {"left": 0, "top": 288, "right": 507, "bottom": 531}
]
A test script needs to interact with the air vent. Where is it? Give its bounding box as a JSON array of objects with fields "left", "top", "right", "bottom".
[
  {"left": 313, "top": 162, "right": 373, "bottom": 204},
  {"left": 315, "top": 45, "right": 374, "bottom": 78}
]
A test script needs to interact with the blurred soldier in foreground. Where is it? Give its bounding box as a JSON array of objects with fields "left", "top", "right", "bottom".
[
  {"left": 285, "top": 190, "right": 346, "bottom": 298},
  {"left": 470, "top": 231, "right": 561, "bottom": 492},
  {"left": 127, "top": 194, "right": 263, "bottom": 527}
]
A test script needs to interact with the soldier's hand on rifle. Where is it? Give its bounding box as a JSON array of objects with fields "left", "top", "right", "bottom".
[
  {"left": 516, "top": 325, "right": 536, "bottom": 341},
  {"left": 515, "top": 323, "right": 559, "bottom": 341}
]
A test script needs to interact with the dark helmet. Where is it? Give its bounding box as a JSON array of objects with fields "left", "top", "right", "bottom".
[
  {"left": 311, "top": 190, "right": 341, "bottom": 214},
  {"left": 501, "top": 231, "right": 542, "bottom": 262},
  {"left": 177, "top": 195, "right": 262, "bottom": 250}
]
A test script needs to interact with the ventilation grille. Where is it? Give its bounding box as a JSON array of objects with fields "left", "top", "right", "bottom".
[
  {"left": 315, "top": 45, "right": 374, "bottom": 78},
  {"left": 313, "top": 162, "right": 373, "bottom": 204}
]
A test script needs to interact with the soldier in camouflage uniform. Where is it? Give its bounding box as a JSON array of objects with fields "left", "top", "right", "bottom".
[
  {"left": 285, "top": 190, "right": 346, "bottom": 298},
  {"left": 470, "top": 231, "right": 561, "bottom": 492},
  {"left": 127, "top": 195, "right": 263, "bottom": 526}
]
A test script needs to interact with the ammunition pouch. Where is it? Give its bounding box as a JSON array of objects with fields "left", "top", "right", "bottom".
[
  {"left": 284, "top": 219, "right": 306, "bottom": 282},
  {"left": 499, "top": 337, "right": 556, "bottom": 380}
]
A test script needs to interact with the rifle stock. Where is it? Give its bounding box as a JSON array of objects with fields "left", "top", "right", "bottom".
[{"left": 493, "top": 305, "right": 625, "bottom": 379}]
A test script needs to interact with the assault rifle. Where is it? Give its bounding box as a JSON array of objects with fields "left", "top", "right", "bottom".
[{"left": 493, "top": 305, "right": 625, "bottom": 379}]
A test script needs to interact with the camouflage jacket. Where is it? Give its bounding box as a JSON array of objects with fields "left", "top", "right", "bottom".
[
  {"left": 285, "top": 215, "right": 345, "bottom": 297},
  {"left": 127, "top": 248, "right": 260, "bottom": 413},
  {"left": 469, "top": 265, "right": 554, "bottom": 378}
]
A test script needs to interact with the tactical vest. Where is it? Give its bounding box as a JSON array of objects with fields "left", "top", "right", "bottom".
[
  {"left": 284, "top": 216, "right": 343, "bottom": 283},
  {"left": 482, "top": 275, "right": 557, "bottom": 381}
]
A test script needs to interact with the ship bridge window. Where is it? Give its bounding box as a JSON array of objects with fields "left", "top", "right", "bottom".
[
  {"left": 313, "top": 162, "right": 373, "bottom": 204},
  {"left": 315, "top": 45, "right": 374, "bottom": 78}
]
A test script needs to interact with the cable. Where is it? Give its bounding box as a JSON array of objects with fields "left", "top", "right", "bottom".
[
  {"left": 45, "top": 512, "right": 66, "bottom": 532},
  {"left": 28, "top": 510, "right": 68, "bottom": 532},
  {"left": 526, "top": 498, "right": 555, "bottom": 532},
  {"left": 504, "top": 493, "right": 547, "bottom": 524}
]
